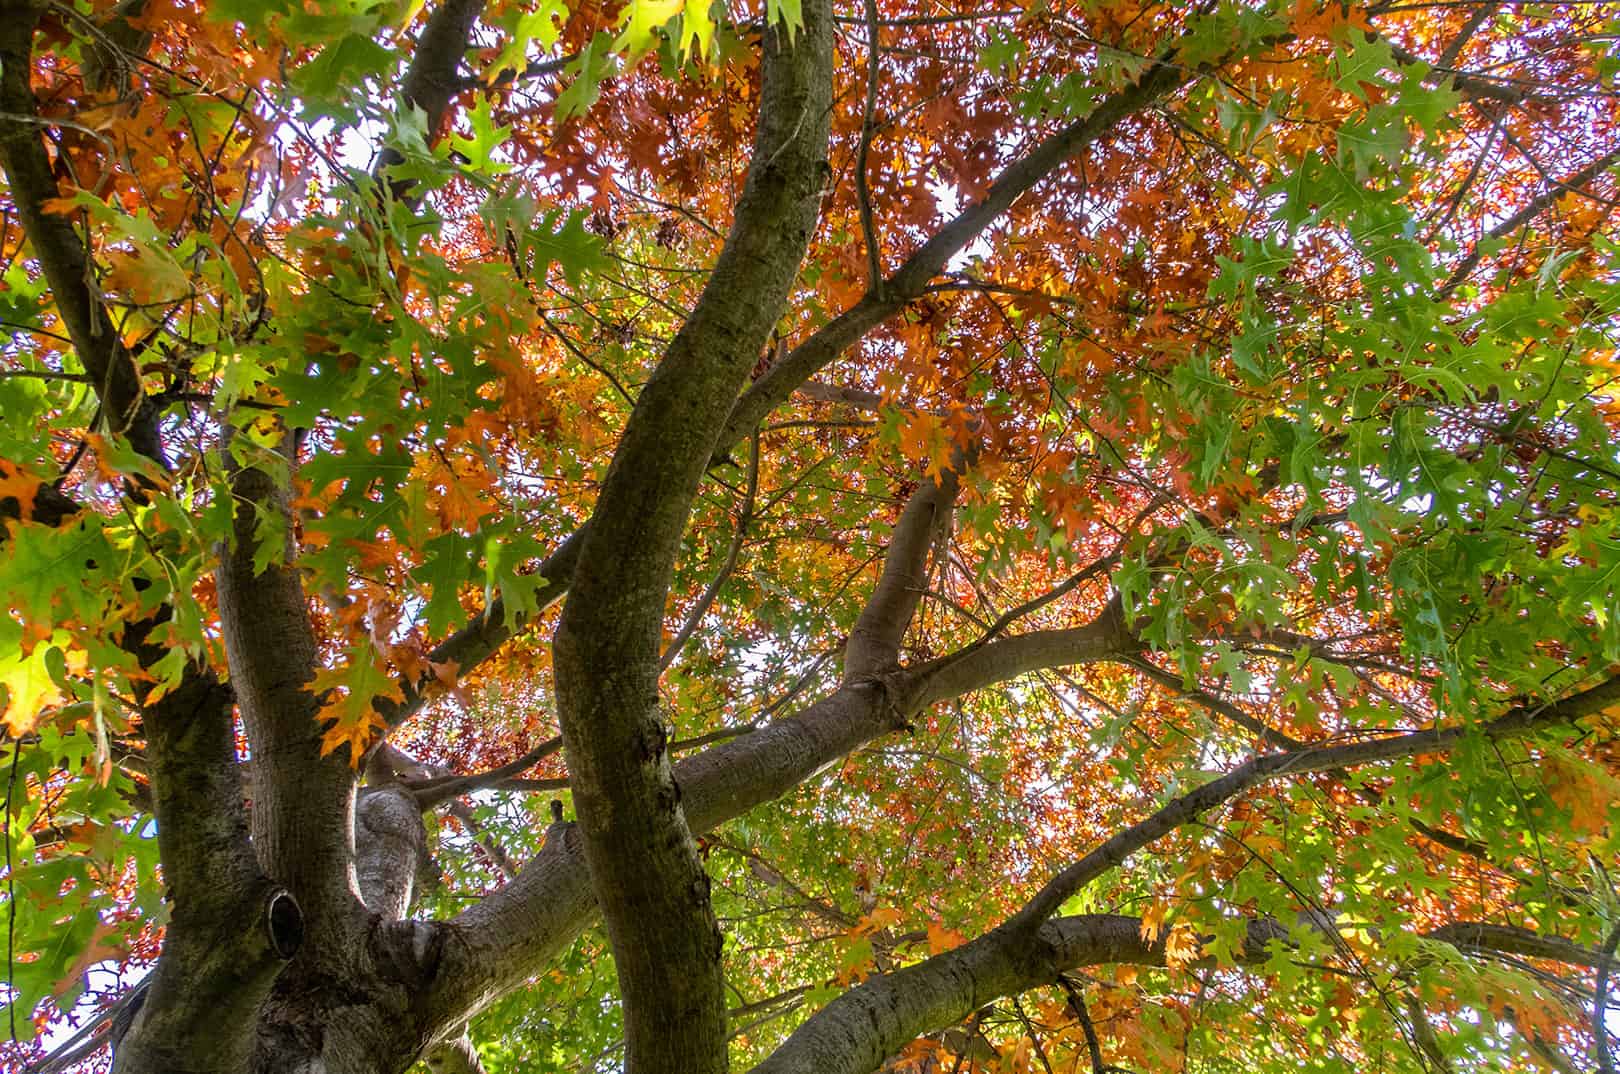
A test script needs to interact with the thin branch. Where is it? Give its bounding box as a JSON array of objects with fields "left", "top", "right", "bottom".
[
  {"left": 1438, "top": 144, "right": 1620, "bottom": 299},
  {"left": 0, "top": 12, "right": 161, "bottom": 462},
  {"left": 1595, "top": 920, "right": 1620, "bottom": 1074},
  {"left": 661, "top": 431, "right": 761, "bottom": 672},
  {"left": 1435, "top": 4, "right": 1497, "bottom": 69},
  {"left": 854, "top": 0, "right": 882, "bottom": 290},
  {"left": 408, "top": 736, "right": 565, "bottom": 809},
  {"left": 1057, "top": 976, "right": 1106, "bottom": 1074},
  {"left": 1011, "top": 674, "right": 1620, "bottom": 926},
  {"left": 719, "top": 43, "right": 1207, "bottom": 448},
  {"left": 1118, "top": 652, "right": 1302, "bottom": 750}
]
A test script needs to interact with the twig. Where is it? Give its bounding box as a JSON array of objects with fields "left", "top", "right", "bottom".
[
  {"left": 854, "top": 0, "right": 883, "bottom": 290},
  {"left": 660, "top": 431, "right": 760, "bottom": 671}
]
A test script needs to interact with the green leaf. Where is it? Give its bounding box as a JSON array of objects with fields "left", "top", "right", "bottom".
[
  {"left": 450, "top": 95, "right": 512, "bottom": 174},
  {"left": 1332, "top": 33, "right": 1396, "bottom": 100}
]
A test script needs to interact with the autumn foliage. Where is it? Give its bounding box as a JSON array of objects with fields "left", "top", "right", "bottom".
[{"left": 2, "top": 0, "right": 1620, "bottom": 1071}]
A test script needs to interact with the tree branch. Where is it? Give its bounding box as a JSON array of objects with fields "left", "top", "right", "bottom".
[
  {"left": 717, "top": 53, "right": 1194, "bottom": 448},
  {"left": 854, "top": 0, "right": 882, "bottom": 289},
  {"left": 845, "top": 469, "right": 961, "bottom": 679},
  {"left": 1438, "top": 143, "right": 1620, "bottom": 299},
  {"left": 748, "top": 902, "right": 1612, "bottom": 1074},
  {"left": 215, "top": 449, "right": 358, "bottom": 933},
  {"left": 547, "top": 0, "right": 835, "bottom": 1068},
  {"left": 1010, "top": 673, "right": 1620, "bottom": 927},
  {"left": 406, "top": 736, "right": 564, "bottom": 809},
  {"left": 661, "top": 432, "right": 761, "bottom": 673},
  {"left": 0, "top": 7, "right": 162, "bottom": 463},
  {"left": 905, "top": 619, "right": 1127, "bottom": 711},
  {"left": 377, "top": 0, "right": 486, "bottom": 198}
]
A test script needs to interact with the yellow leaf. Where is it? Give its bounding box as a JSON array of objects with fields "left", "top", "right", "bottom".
[
  {"left": 312, "top": 641, "right": 404, "bottom": 767},
  {"left": 854, "top": 905, "right": 904, "bottom": 936},
  {"left": 1164, "top": 923, "right": 1203, "bottom": 969},
  {"left": 1139, "top": 900, "right": 1170, "bottom": 943},
  {"left": 0, "top": 641, "right": 66, "bottom": 736}
]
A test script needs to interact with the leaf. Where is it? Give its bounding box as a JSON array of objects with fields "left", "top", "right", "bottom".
[
  {"left": 312, "top": 641, "right": 404, "bottom": 767},
  {"left": 1332, "top": 33, "right": 1396, "bottom": 101},
  {"left": 0, "top": 640, "right": 68, "bottom": 736},
  {"left": 925, "top": 920, "right": 966, "bottom": 954},
  {"left": 615, "top": 0, "right": 684, "bottom": 59},
  {"left": 486, "top": 3, "right": 567, "bottom": 83},
  {"left": 449, "top": 95, "right": 511, "bottom": 174},
  {"left": 0, "top": 461, "right": 49, "bottom": 521}
]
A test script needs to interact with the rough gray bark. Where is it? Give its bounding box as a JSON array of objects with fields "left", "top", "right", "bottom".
[
  {"left": 218, "top": 455, "right": 363, "bottom": 934},
  {"left": 546, "top": 0, "right": 834, "bottom": 1070}
]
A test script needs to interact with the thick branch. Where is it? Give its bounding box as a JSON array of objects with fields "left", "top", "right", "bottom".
[
  {"left": 1427, "top": 921, "right": 1610, "bottom": 969},
  {"left": 376, "top": 0, "right": 487, "bottom": 198},
  {"left": 905, "top": 620, "right": 1126, "bottom": 710},
  {"left": 747, "top": 911, "right": 1603, "bottom": 1074},
  {"left": 845, "top": 471, "right": 960, "bottom": 679},
  {"left": 854, "top": 0, "right": 882, "bottom": 288},
  {"left": 0, "top": 7, "right": 162, "bottom": 463},
  {"left": 548, "top": 0, "right": 835, "bottom": 1069},
  {"left": 355, "top": 784, "right": 429, "bottom": 917}
]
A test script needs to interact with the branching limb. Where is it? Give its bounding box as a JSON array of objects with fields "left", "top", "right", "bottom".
[
  {"left": 905, "top": 617, "right": 1127, "bottom": 711},
  {"left": 0, "top": 8, "right": 162, "bottom": 463},
  {"left": 1011, "top": 673, "right": 1620, "bottom": 926},
  {"left": 845, "top": 469, "right": 962, "bottom": 679},
  {"left": 1438, "top": 144, "right": 1620, "bottom": 299},
  {"left": 748, "top": 903, "right": 1614, "bottom": 1074},
  {"left": 548, "top": 0, "right": 835, "bottom": 1068},
  {"left": 718, "top": 53, "right": 1195, "bottom": 447},
  {"left": 406, "top": 737, "right": 565, "bottom": 809}
]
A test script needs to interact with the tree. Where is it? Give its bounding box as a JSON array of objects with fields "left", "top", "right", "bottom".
[{"left": 1, "top": 0, "right": 1618, "bottom": 1070}]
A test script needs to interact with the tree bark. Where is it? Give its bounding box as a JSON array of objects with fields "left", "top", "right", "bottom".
[{"left": 547, "top": 1, "right": 835, "bottom": 1071}]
